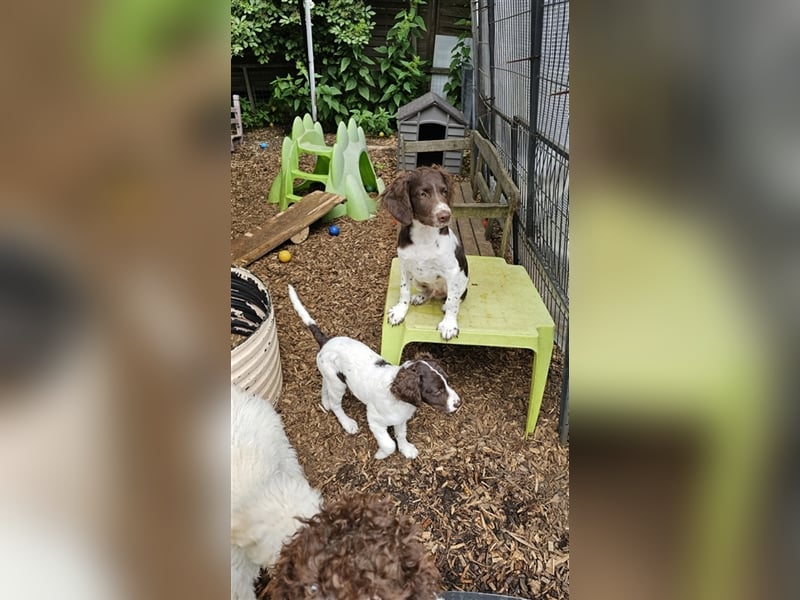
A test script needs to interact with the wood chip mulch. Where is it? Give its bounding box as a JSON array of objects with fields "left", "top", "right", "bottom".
[{"left": 232, "top": 127, "right": 569, "bottom": 599}]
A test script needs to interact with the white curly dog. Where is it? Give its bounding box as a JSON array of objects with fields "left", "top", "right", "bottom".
[{"left": 230, "top": 384, "right": 322, "bottom": 600}]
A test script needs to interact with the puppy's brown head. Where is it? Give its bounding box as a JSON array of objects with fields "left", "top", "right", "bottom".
[
  {"left": 267, "top": 494, "right": 442, "bottom": 600},
  {"left": 391, "top": 356, "right": 462, "bottom": 413},
  {"left": 382, "top": 166, "right": 455, "bottom": 228}
]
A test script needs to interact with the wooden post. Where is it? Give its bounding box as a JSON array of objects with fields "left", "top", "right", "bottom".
[{"left": 242, "top": 65, "right": 255, "bottom": 108}]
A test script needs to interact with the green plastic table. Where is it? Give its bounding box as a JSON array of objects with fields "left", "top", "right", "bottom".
[{"left": 381, "top": 256, "right": 555, "bottom": 437}]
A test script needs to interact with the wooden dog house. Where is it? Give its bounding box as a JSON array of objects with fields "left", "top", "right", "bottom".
[{"left": 397, "top": 92, "right": 467, "bottom": 175}]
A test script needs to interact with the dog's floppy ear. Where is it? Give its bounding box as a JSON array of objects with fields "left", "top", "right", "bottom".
[
  {"left": 390, "top": 365, "right": 421, "bottom": 405},
  {"left": 382, "top": 172, "right": 413, "bottom": 225}
]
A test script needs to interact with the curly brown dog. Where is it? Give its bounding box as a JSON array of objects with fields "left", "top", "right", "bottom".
[{"left": 267, "top": 494, "right": 442, "bottom": 599}]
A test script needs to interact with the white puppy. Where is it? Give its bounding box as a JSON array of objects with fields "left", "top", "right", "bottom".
[
  {"left": 230, "top": 384, "right": 322, "bottom": 600},
  {"left": 287, "top": 285, "right": 461, "bottom": 459}
]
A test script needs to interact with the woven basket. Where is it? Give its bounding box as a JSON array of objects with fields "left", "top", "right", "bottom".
[{"left": 230, "top": 267, "right": 282, "bottom": 403}]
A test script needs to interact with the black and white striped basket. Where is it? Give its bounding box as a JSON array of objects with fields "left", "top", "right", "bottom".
[{"left": 230, "top": 267, "right": 282, "bottom": 403}]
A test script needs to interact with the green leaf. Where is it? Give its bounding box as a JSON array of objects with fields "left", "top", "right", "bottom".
[
  {"left": 345, "top": 78, "right": 357, "bottom": 91},
  {"left": 340, "top": 57, "right": 351, "bottom": 72},
  {"left": 358, "top": 85, "right": 370, "bottom": 101}
]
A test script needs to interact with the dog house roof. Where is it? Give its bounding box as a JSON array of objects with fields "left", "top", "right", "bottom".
[{"left": 396, "top": 92, "right": 467, "bottom": 125}]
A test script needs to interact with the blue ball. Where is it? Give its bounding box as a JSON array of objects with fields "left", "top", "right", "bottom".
[
  {"left": 328, "top": 225, "right": 340, "bottom": 236},
  {"left": 259, "top": 142, "right": 268, "bottom": 149}
]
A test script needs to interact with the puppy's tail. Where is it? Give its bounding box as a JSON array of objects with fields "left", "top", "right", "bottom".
[{"left": 287, "top": 284, "right": 329, "bottom": 347}]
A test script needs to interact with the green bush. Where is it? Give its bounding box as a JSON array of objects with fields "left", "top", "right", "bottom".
[
  {"left": 443, "top": 18, "right": 472, "bottom": 108},
  {"left": 349, "top": 108, "right": 393, "bottom": 136},
  {"left": 271, "top": 66, "right": 310, "bottom": 122},
  {"left": 233, "top": 0, "right": 379, "bottom": 128},
  {"left": 231, "top": 0, "right": 431, "bottom": 130},
  {"left": 231, "top": 0, "right": 302, "bottom": 64},
  {"left": 239, "top": 97, "right": 275, "bottom": 130},
  {"left": 373, "top": 0, "right": 430, "bottom": 116}
]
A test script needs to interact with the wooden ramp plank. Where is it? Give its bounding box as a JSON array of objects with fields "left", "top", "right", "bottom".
[
  {"left": 455, "top": 216, "right": 480, "bottom": 255},
  {"left": 231, "top": 191, "right": 345, "bottom": 267},
  {"left": 462, "top": 182, "right": 496, "bottom": 256},
  {"left": 452, "top": 182, "right": 478, "bottom": 255},
  {"left": 453, "top": 181, "right": 495, "bottom": 256}
]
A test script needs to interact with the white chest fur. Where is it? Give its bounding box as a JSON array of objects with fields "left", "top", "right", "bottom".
[{"left": 398, "top": 223, "right": 463, "bottom": 286}]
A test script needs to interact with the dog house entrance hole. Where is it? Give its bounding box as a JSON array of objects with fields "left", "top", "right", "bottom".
[{"left": 416, "top": 123, "right": 446, "bottom": 167}]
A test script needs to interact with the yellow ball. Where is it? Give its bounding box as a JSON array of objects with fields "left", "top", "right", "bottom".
[
  {"left": 278, "top": 250, "right": 292, "bottom": 263},
  {"left": 379, "top": 131, "right": 385, "bottom": 137}
]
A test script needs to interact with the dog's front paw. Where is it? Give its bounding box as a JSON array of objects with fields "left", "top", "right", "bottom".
[
  {"left": 437, "top": 316, "right": 459, "bottom": 340},
  {"left": 398, "top": 442, "right": 419, "bottom": 459},
  {"left": 388, "top": 303, "right": 408, "bottom": 325},
  {"left": 374, "top": 446, "right": 395, "bottom": 459},
  {"left": 410, "top": 294, "right": 429, "bottom": 305}
]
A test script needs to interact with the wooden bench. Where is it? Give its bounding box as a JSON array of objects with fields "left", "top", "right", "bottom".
[
  {"left": 398, "top": 131, "right": 520, "bottom": 259},
  {"left": 451, "top": 180, "right": 495, "bottom": 257}
]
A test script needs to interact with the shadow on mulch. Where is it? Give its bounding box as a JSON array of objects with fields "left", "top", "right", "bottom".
[{"left": 233, "top": 128, "right": 568, "bottom": 599}]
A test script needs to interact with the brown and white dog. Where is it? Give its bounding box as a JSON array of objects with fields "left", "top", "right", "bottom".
[
  {"left": 288, "top": 284, "right": 461, "bottom": 459},
  {"left": 382, "top": 166, "right": 469, "bottom": 340}
]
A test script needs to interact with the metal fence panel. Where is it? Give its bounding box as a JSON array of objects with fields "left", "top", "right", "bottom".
[{"left": 472, "top": 0, "right": 569, "bottom": 350}]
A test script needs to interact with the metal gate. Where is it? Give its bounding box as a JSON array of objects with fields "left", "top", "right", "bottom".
[{"left": 472, "top": 0, "right": 569, "bottom": 436}]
